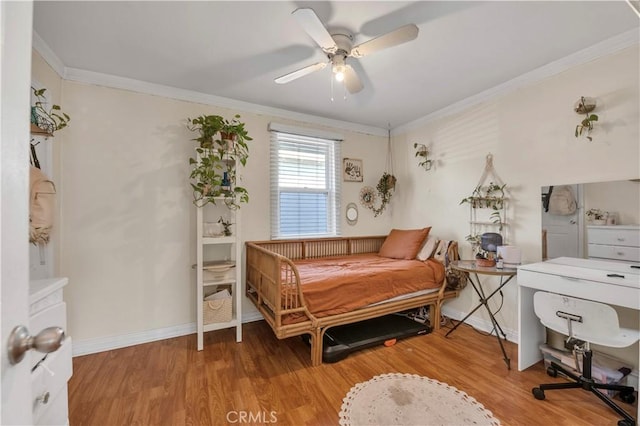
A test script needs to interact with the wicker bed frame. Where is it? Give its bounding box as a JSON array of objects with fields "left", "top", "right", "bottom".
[{"left": 245, "top": 236, "right": 460, "bottom": 366}]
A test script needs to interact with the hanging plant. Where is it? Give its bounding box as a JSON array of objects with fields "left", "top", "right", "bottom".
[
  {"left": 360, "top": 127, "right": 397, "bottom": 217},
  {"left": 574, "top": 96, "right": 598, "bottom": 141},
  {"left": 359, "top": 172, "right": 397, "bottom": 217},
  {"left": 413, "top": 143, "right": 432, "bottom": 170}
]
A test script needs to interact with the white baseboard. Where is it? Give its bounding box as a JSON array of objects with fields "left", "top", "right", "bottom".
[
  {"left": 441, "top": 306, "right": 519, "bottom": 343},
  {"left": 72, "top": 312, "right": 265, "bottom": 357}
]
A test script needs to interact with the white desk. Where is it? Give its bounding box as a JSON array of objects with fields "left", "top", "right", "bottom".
[{"left": 517, "top": 257, "right": 640, "bottom": 371}]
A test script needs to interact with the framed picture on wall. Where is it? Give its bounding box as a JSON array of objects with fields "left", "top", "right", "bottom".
[{"left": 343, "top": 158, "right": 363, "bottom": 182}]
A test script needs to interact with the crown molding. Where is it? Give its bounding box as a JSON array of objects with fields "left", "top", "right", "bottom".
[
  {"left": 32, "top": 27, "right": 638, "bottom": 138},
  {"left": 31, "top": 31, "right": 65, "bottom": 77},
  {"left": 31, "top": 33, "right": 386, "bottom": 137},
  {"left": 394, "top": 28, "right": 640, "bottom": 135},
  {"left": 63, "top": 67, "right": 387, "bottom": 137}
]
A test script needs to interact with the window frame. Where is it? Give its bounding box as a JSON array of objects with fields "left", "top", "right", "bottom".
[{"left": 270, "top": 129, "right": 342, "bottom": 240}]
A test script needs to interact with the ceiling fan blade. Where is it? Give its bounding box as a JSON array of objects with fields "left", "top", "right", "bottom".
[
  {"left": 344, "top": 65, "right": 363, "bottom": 94},
  {"left": 292, "top": 8, "right": 338, "bottom": 53},
  {"left": 350, "top": 24, "right": 419, "bottom": 58},
  {"left": 275, "top": 62, "right": 328, "bottom": 84}
]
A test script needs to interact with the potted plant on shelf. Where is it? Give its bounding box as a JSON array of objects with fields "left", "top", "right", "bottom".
[
  {"left": 218, "top": 216, "right": 233, "bottom": 236},
  {"left": 220, "top": 114, "right": 252, "bottom": 155},
  {"left": 30, "top": 87, "right": 71, "bottom": 169},
  {"left": 586, "top": 208, "right": 607, "bottom": 225},
  {"left": 31, "top": 86, "right": 70, "bottom": 136},
  {"left": 460, "top": 182, "right": 506, "bottom": 210},
  {"left": 186, "top": 114, "right": 250, "bottom": 209}
]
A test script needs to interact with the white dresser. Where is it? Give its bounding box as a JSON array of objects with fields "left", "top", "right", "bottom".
[
  {"left": 587, "top": 225, "right": 640, "bottom": 263},
  {"left": 29, "top": 277, "right": 72, "bottom": 425}
]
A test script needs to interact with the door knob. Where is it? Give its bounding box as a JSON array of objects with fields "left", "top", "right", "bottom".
[{"left": 7, "top": 325, "right": 65, "bottom": 365}]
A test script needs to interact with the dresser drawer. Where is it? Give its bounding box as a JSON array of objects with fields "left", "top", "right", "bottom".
[
  {"left": 587, "top": 227, "right": 640, "bottom": 247},
  {"left": 30, "top": 301, "right": 66, "bottom": 370},
  {"left": 31, "top": 337, "right": 72, "bottom": 425},
  {"left": 588, "top": 244, "right": 640, "bottom": 262}
]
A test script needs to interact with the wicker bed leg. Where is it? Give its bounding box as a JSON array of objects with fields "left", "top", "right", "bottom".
[
  {"left": 432, "top": 302, "right": 442, "bottom": 330},
  {"left": 310, "top": 329, "right": 323, "bottom": 367}
]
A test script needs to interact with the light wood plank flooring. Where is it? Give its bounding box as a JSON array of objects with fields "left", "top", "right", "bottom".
[{"left": 68, "top": 319, "right": 637, "bottom": 425}]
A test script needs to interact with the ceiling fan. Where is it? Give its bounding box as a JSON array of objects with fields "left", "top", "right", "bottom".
[{"left": 275, "top": 8, "right": 419, "bottom": 94}]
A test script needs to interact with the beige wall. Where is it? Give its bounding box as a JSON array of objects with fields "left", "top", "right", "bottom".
[
  {"left": 32, "top": 53, "right": 391, "bottom": 343},
  {"left": 584, "top": 180, "right": 640, "bottom": 225},
  {"left": 392, "top": 45, "right": 639, "bottom": 365}
]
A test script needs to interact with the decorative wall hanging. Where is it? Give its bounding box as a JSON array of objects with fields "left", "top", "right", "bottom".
[
  {"left": 343, "top": 158, "right": 363, "bottom": 182},
  {"left": 413, "top": 143, "right": 432, "bottom": 171},
  {"left": 346, "top": 202, "right": 359, "bottom": 225},
  {"left": 459, "top": 153, "right": 510, "bottom": 260},
  {"left": 574, "top": 96, "right": 598, "bottom": 141},
  {"left": 360, "top": 127, "right": 396, "bottom": 217}
]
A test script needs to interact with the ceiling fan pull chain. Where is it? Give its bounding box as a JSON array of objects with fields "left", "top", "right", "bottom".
[
  {"left": 386, "top": 125, "right": 394, "bottom": 176},
  {"left": 330, "top": 75, "right": 335, "bottom": 102}
]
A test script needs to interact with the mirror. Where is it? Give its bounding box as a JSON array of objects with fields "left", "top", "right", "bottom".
[
  {"left": 346, "top": 203, "right": 358, "bottom": 226},
  {"left": 541, "top": 179, "right": 640, "bottom": 260}
]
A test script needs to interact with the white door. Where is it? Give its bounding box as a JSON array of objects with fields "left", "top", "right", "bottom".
[
  {"left": 1, "top": 1, "right": 35, "bottom": 424},
  {"left": 541, "top": 184, "right": 583, "bottom": 260}
]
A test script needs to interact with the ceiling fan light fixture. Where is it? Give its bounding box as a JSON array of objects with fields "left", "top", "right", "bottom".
[{"left": 332, "top": 56, "right": 346, "bottom": 82}]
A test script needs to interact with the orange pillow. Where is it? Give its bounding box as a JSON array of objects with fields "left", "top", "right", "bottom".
[{"left": 378, "top": 227, "right": 431, "bottom": 260}]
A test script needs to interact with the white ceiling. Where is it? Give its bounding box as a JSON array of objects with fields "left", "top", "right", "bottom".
[{"left": 33, "top": 1, "right": 639, "bottom": 131}]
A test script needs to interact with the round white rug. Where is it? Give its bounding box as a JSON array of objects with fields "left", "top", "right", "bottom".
[{"left": 338, "top": 373, "right": 501, "bottom": 426}]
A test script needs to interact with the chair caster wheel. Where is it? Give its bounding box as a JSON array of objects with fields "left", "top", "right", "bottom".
[
  {"left": 619, "top": 392, "right": 635, "bottom": 404},
  {"left": 617, "top": 419, "right": 633, "bottom": 426},
  {"left": 532, "top": 387, "right": 545, "bottom": 400},
  {"left": 546, "top": 366, "right": 558, "bottom": 377}
]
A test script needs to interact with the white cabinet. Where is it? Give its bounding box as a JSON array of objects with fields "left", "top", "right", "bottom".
[
  {"left": 195, "top": 201, "right": 242, "bottom": 350},
  {"left": 587, "top": 225, "right": 640, "bottom": 263},
  {"left": 29, "top": 277, "right": 72, "bottom": 425}
]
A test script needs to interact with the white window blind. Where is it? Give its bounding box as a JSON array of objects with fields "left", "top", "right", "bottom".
[{"left": 270, "top": 131, "right": 341, "bottom": 239}]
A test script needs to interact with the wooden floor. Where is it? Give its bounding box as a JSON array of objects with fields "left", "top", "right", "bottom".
[{"left": 68, "top": 318, "right": 637, "bottom": 425}]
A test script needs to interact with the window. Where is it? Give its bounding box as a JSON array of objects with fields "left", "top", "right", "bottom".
[{"left": 270, "top": 129, "right": 341, "bottom": 239}]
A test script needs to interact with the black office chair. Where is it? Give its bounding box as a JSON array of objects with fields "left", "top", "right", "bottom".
[{"left": 531, "top": 292, "right": 639, "bottom": 426}]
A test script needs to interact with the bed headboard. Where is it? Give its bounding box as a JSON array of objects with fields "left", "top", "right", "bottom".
[{"left": 248, "top": 236, "right": 387, "bottom": 260}]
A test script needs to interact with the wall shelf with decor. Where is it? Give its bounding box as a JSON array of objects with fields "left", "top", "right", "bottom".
[
  {"left": 195, "top": 192, "right": 242, "bottom": 351},
  {"left": 460, "top": 154, "right": 510, "bottom": 256},
  {"left": 185, "top": 113, "right": 251, "bottom": 350}
]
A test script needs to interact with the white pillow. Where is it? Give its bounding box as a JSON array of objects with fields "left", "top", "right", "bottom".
[{"left": 416, "top": 235, "right": 439, "bottom": 261}]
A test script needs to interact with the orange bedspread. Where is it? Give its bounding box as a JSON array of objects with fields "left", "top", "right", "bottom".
[{"left": 293, "top": 254, "right": 445, "bottom": 319}]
